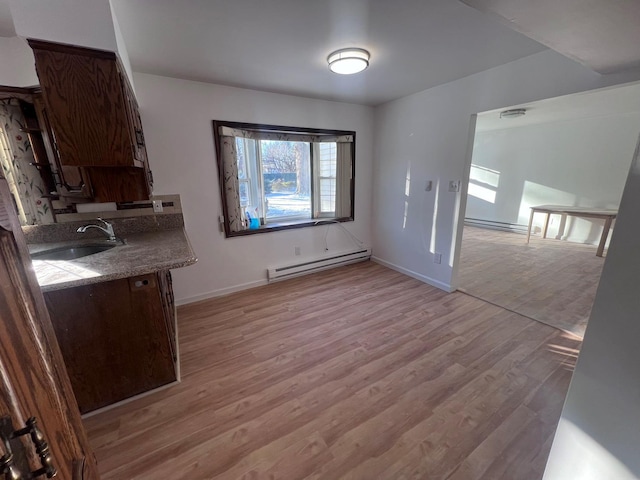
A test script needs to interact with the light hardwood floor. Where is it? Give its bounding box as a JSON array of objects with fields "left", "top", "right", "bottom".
[
  {"left": 83, "top": 261, "right": 581, "bottom": 479},
  {"left": 458, "top": 226, "right": 605, "bottom": 338}
]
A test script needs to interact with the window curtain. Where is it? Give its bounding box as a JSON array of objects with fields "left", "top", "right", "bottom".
[
  {"left": 335, "top": 141, "right": 353, "bottom": 218},
  {"left": 0, "top": 99, "right": 54, "bottom": 225},
  {"left": 220, "top": 136, "right": 245, "bottom": 232}
]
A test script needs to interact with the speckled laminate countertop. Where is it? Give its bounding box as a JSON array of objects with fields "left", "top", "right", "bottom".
[{"left": 29, "top": 228, "right": 197, "bottom": 292}]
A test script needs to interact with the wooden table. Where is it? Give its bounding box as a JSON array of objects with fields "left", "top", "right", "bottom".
[{"left": 527, "top": 205, "right": 617, "bottom": 257}]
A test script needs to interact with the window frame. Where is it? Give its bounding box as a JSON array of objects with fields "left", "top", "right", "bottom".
[{"left": 213, "top": 120, "right": 356, "bottom": 238}]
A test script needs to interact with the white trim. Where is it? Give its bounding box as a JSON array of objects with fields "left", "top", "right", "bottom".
[
  {"left": 81, "top": 380, "right": 180, "bottom": 418},
  {"left": 371, "top": 256, "right": 454, "bottom": 293},
  {"left": 175, "top": 279, "right": 268, "bottom": 306},
  {"left": 450, "top": 113, "right": 478, "bottom": 292}
]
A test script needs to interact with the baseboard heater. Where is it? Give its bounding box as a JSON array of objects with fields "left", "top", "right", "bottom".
[
  {"left": 465, "top": 218, "right": 529, "bottom": 234},
  {"left": 267, "top": 247, "right": 371, "bottom": 282}
]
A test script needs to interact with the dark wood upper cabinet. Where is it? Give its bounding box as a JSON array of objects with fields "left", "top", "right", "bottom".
[
  {"left": 28, "top": 39, "right": 143, "bottom": 169},
  {"left": 0, "top": 176, "right": 100, "bottom": 479},
  {"left": 26, "top": 39, "right": 153, "bottom": 203}
]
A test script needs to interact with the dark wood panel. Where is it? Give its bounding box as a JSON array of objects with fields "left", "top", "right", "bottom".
[
  {"left": 30, "top": 44, "right": 134, "bottom": 167},
  {"left": 157, "top": 271, "right": 177, "bottom": 362},
  {"left": 32, "top": 94, "right": 94, "bottom": 200},
  {"left": 0, "top": 177, "right": 99, "bottom": 479},
  {"left": 86, "top": 167, "right": 149, "bottom": 203},
  {"left": 44, "top": 274, "right": 176, "bottom": 413},
  {"left": 27, "top": 39, "right": 117, "bottom": 60}
]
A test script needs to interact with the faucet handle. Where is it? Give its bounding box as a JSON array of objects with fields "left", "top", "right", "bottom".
[{"left": 95, "top": 218, "right": 117, "bottom": 241}]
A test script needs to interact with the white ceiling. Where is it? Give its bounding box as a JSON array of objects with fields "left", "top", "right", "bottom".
[
  {"left": 0, "top": 0, "right": 15, "bottom": 37},
  {"left": 462, "top": 0, "right": 640, "bottom": 74},
  {"left": 110, "top": 0, "right": 547, "bottom": 106},
  {"left": 476, "top": 81, "right": 640, "bottom": 132}
]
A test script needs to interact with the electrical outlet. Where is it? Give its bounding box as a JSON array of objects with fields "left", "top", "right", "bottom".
[
  {"left": 434, "top": 252, "right": 442, "bottom": 264},
  {"left": 448, "top": 180, "right": 461, "bottom": 192},
  {"left": 152, "top": 199, "right": 163, "bottom": 213},
  {"left": 295, "top": 246, "right": 301, "bottom": 256}
]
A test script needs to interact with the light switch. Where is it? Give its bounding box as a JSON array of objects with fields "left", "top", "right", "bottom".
[{"left": 425, "top": 180, "right": 433, "bottom": 192}]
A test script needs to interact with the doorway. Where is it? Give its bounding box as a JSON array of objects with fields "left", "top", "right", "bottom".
[{"left": 452, "top": 81, "right": 640, "bottom": 338}]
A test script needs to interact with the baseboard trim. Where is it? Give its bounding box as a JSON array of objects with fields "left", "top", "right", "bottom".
[
  {"left": 81, "top": 380, "right": 180, "bottom": 419},
  {"left": 175, "top": 279, "right": 269, "bottom": 306},
  {"left": 371, "top": 256, "right": 454, "bottom": 293},
  {"left": 464, "top": 218, "right": 528, "bottom": 234},
  {"left": 176, "top": 257, "right": 454, "bottom": 305}
]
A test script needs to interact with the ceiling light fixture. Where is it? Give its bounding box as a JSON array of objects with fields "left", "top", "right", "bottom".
[
  {"left": 327, "top": 48, "right": 370, "bottom": 75},
  {"left": 500, "top": 108, "right": 527, "bottom": 119}
]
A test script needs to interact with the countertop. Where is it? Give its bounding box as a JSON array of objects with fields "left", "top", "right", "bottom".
[{"left": 29, "top": 228, "right": 197, "bottom": 292}]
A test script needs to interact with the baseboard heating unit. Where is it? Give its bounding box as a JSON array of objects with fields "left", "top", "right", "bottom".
[{"left": 267, "top": 247, "right": 371, "bottom": 282}]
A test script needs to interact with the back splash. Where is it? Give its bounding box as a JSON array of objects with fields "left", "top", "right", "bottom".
[{"left": 23, "top": 194, "right": 185, "bottom": 244}]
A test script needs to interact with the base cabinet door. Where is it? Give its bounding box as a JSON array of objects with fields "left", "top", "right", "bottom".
[
  {"left": 0, "top": 177, "right": 99, "bottom": 479},
  {"left": 44, "top": 274, "right": 177, "bottom": 414}
]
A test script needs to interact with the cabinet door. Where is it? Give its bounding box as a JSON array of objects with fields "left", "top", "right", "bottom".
[
  {"left": 32, "top": 95, "right": 94, "bottom": 200},
  {"left": 29, "top": 40, "right": 136, "bottom": 168},
  {"left": 118, "top": 69, "right": 153, "bottom": 193},
  {"left": 0, "top": 177, "right": 99, "bottom": 479},
  {"left": 44, "top": 274, "right": 176, "bottom": 413}
]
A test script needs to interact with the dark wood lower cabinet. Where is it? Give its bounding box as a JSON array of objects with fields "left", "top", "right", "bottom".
[
  {"left": 0, "top": 177, "right": 99, "bottom": 479},
  {"left": 44, "top": 272, "right": 177, "bottom": 414}
]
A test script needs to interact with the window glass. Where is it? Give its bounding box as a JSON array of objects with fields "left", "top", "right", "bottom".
[{"left": 260, "top": 140, "right": 311, "bottom": 221}]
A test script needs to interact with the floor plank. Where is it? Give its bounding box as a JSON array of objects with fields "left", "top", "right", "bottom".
[
  {"left": 83, "top": 261, "right": 581, "bottom": 479},
  {"left": 458, "top": 226, "right": 604, "bottom": 337}
]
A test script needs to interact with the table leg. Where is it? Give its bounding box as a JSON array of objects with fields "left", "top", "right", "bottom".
[
  {"left": 542, "top": 213, "right": 551, "bottom": 239},
  {"left": 527, "top": 209, "right": 535, "bottom": 244},
  {"left": 596, "top": 216, "right": 614, "bottom": 257}
]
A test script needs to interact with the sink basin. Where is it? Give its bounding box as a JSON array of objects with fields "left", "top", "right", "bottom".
[{"left": 31, "top": 244, "right": 116, "bottom": 261}]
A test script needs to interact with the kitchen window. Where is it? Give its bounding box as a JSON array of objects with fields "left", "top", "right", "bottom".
[{"left": 213, "top": 121, "right": 355, "bottom": 237}]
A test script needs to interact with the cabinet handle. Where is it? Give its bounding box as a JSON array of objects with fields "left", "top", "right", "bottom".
[
  {"left": 0, "top": 416, "right": 57, "bottom": 479},
  {"left": 0, "top": 453, "right": 22, "bottom": 480},
  {"left": 135, "top": 128, "right": 145, "bottom": 147}
]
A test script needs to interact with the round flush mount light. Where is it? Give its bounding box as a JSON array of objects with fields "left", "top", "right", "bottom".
[
  {"left": 327, "top": 48, "right": 370, "bottom": 75},
  {"left": 500, "top": 108, "right": 527, "bottom": 119}
]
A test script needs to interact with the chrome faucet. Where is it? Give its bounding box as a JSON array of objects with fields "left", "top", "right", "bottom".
[{"left": 76, "top": 218, "right": 117, "bottom": 242}]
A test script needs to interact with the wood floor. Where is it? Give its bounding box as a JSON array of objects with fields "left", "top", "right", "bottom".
[
  {"left": 458, "top": 226, "right": 605, "bottom": 338},
  {"left": 83, "top": 261, "right": 581, "bottom": 479}
]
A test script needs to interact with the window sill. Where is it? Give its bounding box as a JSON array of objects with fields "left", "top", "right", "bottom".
[{"left": 225, "top": 216, "right": 353, "bottom": 238}]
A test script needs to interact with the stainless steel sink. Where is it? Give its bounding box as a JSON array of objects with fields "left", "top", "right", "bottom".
[{"left": 31, "top": 244, "right": 116, "bottom": 261}]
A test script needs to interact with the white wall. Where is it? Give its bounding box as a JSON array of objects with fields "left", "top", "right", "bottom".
[
  {"left": 372, "top": 49, "right": 640, "bottom": 291},
  {"left": 543, "top": 134, "right": 640, "bottom": 479},
  {"left": 466, "top": 113, "right": 640, "bottom": 245},
  {"left": 0, "top": 36, "right": 38, "bottom": 87},
  {"left": 8, "top": 0, "right": 117, "bottom": 52},
  {"left": 110, "top": 2, "right": 133, "bottom": 88},
  {"left": 134, "top": 73, "right": 374, "bottom": 303},
  {"left": 8, "top": 0, "right": 136, "bottom": 89}
]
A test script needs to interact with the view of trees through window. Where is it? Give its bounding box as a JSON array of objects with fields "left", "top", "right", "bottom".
[{"left": 260, "top": 140, "right": 311, "bottom": 219}]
